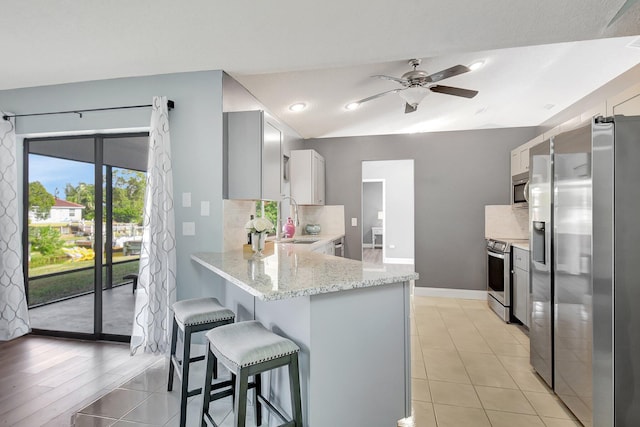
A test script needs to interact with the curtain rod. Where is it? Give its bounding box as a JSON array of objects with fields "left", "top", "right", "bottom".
[{"left": 2, "top": 100, "right": 175, "bottom": 121}]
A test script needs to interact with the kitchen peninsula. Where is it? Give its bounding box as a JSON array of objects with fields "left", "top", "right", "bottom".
[{"left": 192, "top": 247, "right": 418, "bottom": 426}]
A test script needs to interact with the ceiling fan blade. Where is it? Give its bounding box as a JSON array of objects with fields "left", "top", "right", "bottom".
[
  {"left": 425, "top": 65, "right": 471, "bottom": 83},
  {"left": 430, "top": 85, "right": 478, "bottom": 99},
  {"left": 404, "top": 103, "right": 418, "bottom": 114},
  {"left": 356, "top": 88, "right": 402, "bottom": 104},
  {"left": 371, "top": 74, "right": 409, "bottom": 85},
  {"left": 608, "top": 0, "right": 638, "bottom": 27}
]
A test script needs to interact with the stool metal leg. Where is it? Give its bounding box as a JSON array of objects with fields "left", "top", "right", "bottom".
[
  {"left": 200, "top": 345, "right": 215, "bottom": 427},
  {"left": 254, "top": 373, "right": 262, "bottom": 426},
  {"left": 179, "top": 325, "right": 192, "bottom": 427},
  {"left": 167, "top": 318, "right": 178, "bottom": 391},
  {"left": 288, "top": 354, "right": 303, "bottom": 427},
  {"left": 234, "top": 368, "right": 250, "bottom": 427}
]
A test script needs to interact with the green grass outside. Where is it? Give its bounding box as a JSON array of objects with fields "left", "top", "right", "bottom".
[{"left": 28, "top": 259, "right": 140, "bottom": 307}]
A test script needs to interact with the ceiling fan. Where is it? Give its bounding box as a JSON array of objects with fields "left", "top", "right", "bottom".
[{"left": 356, "top": 59, "right": 479, "bottom": 113}]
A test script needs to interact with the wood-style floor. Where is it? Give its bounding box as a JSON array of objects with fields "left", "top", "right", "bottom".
[
  {"left": 0, "top": 335, "right": 160, "bottom": 426},
  {"left": 362, "top": 248, "right": 383, "bottom": 264}
]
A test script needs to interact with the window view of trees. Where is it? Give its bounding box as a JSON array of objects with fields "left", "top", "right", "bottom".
[
  {"left": 28, "top": 181, "right": 55, "bottom": 220},
  {"left": 65, "top": 182, "right": 95, "bottom": 220},
  {"left": 111, "top": 170, "right": 145, "bottom": 224},
  {"left": 27, "top": 166, "right": 146, "bottom": 306}
]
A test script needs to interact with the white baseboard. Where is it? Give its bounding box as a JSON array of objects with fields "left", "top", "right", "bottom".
[
  {"left": 414, "top": 287, "right": 487, "bottom": 300},
  {"left": 383, "top": 257, "right": 414, "bottom": 265}
]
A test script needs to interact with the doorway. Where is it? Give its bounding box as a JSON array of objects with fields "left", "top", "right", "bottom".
[
  {"left": 24, "top": 133, "right": 148, "bottom": 341},
  {"left": 361, "top": 160, "right": 415, "bottom": 265},
  {"left": 362, "top": 180, "right": 385, "bottom": 264}
]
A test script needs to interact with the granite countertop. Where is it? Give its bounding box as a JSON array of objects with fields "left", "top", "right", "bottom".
[{"left": 191, "top": 248, "right": 418, "bottom": 301}]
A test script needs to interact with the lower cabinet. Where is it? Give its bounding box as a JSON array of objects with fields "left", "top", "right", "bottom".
[{"left": 512, "top": 247, "right": 530, "bottom": 327}]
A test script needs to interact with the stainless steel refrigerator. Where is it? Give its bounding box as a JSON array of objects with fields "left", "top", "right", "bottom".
[{"left": 529, "top": 115, "right": 640, "bottom": 427}]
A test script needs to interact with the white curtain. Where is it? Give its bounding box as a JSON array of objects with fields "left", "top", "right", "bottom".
[
  {"left": 0, "top": 114, "right": 30, "bottom": 341},
  {"left": 131, "top": 97, "right": 176, "bottom": 354}
]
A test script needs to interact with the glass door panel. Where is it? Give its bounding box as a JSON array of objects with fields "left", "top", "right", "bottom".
[
  {"left": 101, "top": 167, "right": 145, "bottom": 336},
  {"left": 26, "top": 153, "right": 96, "bottom": 334},
  {"left": 25, "top": 133, "right": 148, "bottom": 341}
]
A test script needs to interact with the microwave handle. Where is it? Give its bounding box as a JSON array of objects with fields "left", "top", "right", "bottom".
[{"left": 523, "top": 181, "right": 530, "bottom": 203}]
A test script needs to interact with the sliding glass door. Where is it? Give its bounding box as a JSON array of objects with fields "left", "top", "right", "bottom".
[{"left": 24, "top": 133, "right": 148, "bottom": 341}]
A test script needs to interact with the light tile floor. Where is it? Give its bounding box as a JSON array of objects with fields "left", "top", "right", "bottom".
[
  {"left": 411, "top": 296, "right": 580, "bottom": 427},
  {"left": 73, "top": 296, "right": 582, "bottom": 426}
]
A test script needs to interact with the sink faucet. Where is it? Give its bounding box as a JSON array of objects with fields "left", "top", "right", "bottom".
[{"left": 277, "top": 196, "right": 299, "bottom": 240}]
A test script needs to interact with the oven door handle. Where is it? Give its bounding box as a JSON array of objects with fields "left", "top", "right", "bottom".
[{"left": 487, "top": 250, "right": 505, "bottom": 260}]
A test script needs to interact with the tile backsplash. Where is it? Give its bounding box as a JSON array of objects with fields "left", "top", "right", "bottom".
[
  {"left": 223, "top": 201, "right": 345, "bottom": 250},
  {"left": 223, "top": 200, "right": 256, "bottom": 251},
  {"left": 297, "top": 205, "right": 345, "bottom": 235},
  {"left": 485, "top": 205, "right": 528, "bottom": 240}
]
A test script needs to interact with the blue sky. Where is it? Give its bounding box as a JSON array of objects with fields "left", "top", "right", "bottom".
[{"left": 29, "top": 154, "right": 94, "bottom": 197}]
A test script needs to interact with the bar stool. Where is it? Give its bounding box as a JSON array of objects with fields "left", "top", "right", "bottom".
[
  {"left": 200, "top": 320, "right": 303, "bottom": 427},
  {"left": 168, "top": 297, "right": 235, "bottom": 427}
]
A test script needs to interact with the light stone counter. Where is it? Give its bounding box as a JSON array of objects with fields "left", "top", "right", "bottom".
[
  {"left": 191, "top": 247, "right": 418, "bottom": 301},
  {"left": 192, "top": 248, "right": 417, "bottom": 426},
  {"left": 512, "top": 241, "right": 530, "bottom": 251}
]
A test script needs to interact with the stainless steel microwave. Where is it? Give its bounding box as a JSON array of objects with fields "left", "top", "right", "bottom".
[{"left": 512, "top": 172, "right": 529, "bottom": 208}]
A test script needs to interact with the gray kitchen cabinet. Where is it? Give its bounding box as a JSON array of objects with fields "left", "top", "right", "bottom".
[
  {"left": 224, "top": 110, "right": 282, "bottom": 200},
  {"left": 512, "top": 246, "right": 529, "bottom": 327},
  {"left": 290, "top": 149, "right": 325, "bottom": 205}
]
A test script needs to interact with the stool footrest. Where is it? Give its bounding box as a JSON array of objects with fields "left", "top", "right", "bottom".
[
  {"left": 186, "top": 387, "right": 202, "bottom": 398},
  {"left": 256, "top": 394, "right": 291, "bottom": 425},
  {"left": 188, "top": 355, "right": 205, "bottom": 363}
]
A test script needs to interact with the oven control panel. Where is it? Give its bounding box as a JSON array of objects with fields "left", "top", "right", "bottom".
[{"left": 487, "top": 239, "right": 508, "bottom": 253}]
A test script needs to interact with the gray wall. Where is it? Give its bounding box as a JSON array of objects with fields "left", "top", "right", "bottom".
[
  {"left": 304, "top": 127, "right": 538, "bottom": 290},
  {"left": 1, "top": 71, "right": 226, "bottom": 300},
  {"left": 362, "top": 181, "right": 383, "bottom": 244}
]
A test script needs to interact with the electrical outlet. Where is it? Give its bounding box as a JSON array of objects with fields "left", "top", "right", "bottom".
[{"left": 351, "top": 218, "right": 357, "bottom": 227}]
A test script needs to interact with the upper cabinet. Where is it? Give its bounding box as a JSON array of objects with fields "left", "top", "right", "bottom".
[
  {"left": 224, "top": 110, "right": 282, "bottom": 201},
  {"left": 607, "top": 81, "right": 640, "bottom": 116},
  {"left": 511, "top": 135, "right": 543, "bottom": 177},
  {"left": 290, "top": 149, "right": 325, "bottom": 205}
]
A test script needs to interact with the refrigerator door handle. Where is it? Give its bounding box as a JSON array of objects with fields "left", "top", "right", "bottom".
[{"left": 532, "top": 221, "right": 546, "bottom": 264}]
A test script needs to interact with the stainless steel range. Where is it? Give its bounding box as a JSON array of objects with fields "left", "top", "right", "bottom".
[{"left": 486, "top": 238, "right": 518, "bottom": 322}]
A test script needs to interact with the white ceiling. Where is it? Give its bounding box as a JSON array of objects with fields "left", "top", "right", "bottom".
[{"left": 1, "top": 1, "right": 640, "bottom": 138}]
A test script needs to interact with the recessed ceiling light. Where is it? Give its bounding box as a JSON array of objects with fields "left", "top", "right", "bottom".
[
  {"left": 289, "top": 103, "right": 306, "bottom": 112},
  {"left": 345, "top": 102, "right": 360, "bottom": 111},
  {"left": 469, "top": 60, "right": 485, "bottom": 71}
]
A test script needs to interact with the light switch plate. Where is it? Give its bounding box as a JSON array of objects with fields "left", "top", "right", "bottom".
[
  {"left": 182, "top": 222, "right": 195, "bottom": 236},
  {"left": 200, "top": 201, "right": 210, "bottom": 216},
  {"left": 182, "top": 192, "right": 192, "bottom": 208},
  {"left": 351, "top": 218, "right": 357, "bottom": 227}
]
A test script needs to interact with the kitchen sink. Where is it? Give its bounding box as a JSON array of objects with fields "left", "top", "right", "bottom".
[{"left": 291, "top": 239, "right": 319, "bottom": 244}]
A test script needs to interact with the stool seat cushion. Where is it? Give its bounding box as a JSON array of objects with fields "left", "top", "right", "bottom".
[
  {"left": 172, "top": 297, "right": 235, "bottom": 327},
  {"left": 206, "top": 320, "right": 299, "bottom": 370}
]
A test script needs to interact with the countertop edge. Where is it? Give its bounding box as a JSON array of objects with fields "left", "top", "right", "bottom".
[{"left": 191, "top": 252, "right": 418, "bottom": 301}]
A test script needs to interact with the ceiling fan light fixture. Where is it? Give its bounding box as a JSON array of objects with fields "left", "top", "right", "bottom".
[
  {"left": 345, "top": 102, "right": 360, "bottom": 111},
  {"left": 398, "top": 87, "right": 428, "bottom": 107},
  {"left": 289, "top": 102, "right": 307, "bottom": 112},
  {"left": 469, "top": 60, "right": 485, "bottom": 71}
]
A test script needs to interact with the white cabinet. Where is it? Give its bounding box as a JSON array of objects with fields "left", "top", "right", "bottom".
[
  {"left": 511, "top": 135, "right": 543, "bottom": 177},
  {"left": 224, "top": 110, "right": 282, "bottom": 200},
  {"left": 313, "top": 242, "right": 334, "bottom": 256},
  {"left": 290, "top": 149, "right": 325, "bottom": 205},
  {"left": 512, "top": 246, "right": 529, "bottom": 327},
  {"left": 607, "top": 81, "right": 640, "bottom": 116}
]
